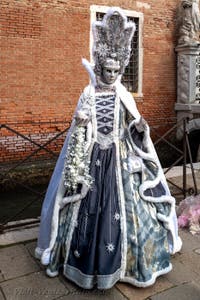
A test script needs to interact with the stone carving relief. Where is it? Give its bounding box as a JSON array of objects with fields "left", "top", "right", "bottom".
[
  {"left": 176, "top": 1, "right": 200, "bottom": 150},
  {"left": 177, "top": 54, "right": 190, "bottom": 103},
  {"left": 177, "top": 0, "right": 200, "bottom": 46}
]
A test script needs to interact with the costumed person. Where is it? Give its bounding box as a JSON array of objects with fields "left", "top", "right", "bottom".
[{"left": 35, "top": 7, "right": 182, "bottom": 289}]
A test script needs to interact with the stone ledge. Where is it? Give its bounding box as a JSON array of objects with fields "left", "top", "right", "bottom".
[
  {"left": 175, "top": 103, "right": 200, "bottom": 113},
  {"left": 0, "top": 219, "right": 39, "bottom": 247}
]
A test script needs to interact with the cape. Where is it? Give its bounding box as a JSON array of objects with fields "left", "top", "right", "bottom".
[{"left": 35, "top": 81, "right": 182, "bottom": 288}]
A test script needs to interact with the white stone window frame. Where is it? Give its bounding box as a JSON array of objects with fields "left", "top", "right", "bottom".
[{"left": 90, "top": 5, "right": 144, "bottom": 97}]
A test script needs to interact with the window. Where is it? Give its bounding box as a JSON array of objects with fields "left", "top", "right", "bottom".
[{"left": 90, "top": 5, "right": 143, "bottom": 96}]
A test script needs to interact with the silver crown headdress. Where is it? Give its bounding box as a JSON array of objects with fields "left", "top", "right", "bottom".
[{"left": 92, "top": 7, "right": 136, "bottom": 75}]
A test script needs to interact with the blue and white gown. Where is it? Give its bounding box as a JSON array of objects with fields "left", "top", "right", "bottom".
[{"left": 35, "top": 82, "right": 182, "bottom": 289}]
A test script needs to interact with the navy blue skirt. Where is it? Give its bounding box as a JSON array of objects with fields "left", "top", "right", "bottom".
[
  {"left": 48, "top": 142, "right": 122, "bottom": 288},
  {"left": 67, "top": 142, "right": 121, "bottom": 275}
]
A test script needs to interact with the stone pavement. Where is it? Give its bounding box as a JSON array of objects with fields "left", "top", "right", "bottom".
[{"left": 0, "top": 229, "right": 200, "bottom": 300}]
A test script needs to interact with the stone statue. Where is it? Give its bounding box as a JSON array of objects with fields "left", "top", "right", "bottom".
[
  {"left": 177, "top": 0, "right": 200, "bottom": 46},
  {"left": 35, "top": 7, "right": 182, "bottom": 289}
]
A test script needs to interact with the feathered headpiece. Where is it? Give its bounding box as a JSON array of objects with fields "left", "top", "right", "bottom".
[{"left": 92, "top": 7, "right": 136, "bottom": 75}]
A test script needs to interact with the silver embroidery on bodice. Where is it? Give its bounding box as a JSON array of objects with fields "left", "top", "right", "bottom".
[{"left": 95, "top": 92, "right": 116, "bottom": 149}]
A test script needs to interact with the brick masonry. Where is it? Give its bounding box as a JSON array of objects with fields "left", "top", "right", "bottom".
[{"left": 0, "top": 0, "right": 180, "bottom": 162}]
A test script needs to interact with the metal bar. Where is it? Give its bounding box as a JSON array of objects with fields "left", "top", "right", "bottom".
[
  {"left": 152, "top": 129, "right": 183, "bottom": 155},
  {"left": 186, "top": 134, "right": 198, "bottom": 195},
  {"left": 171, "top": 192, "right": 184, "bottom": 197},
  {"left": 1, "top": 121, "right": 70, "bottom": 126},
  {"left": 164, "top": 155, "right": 184, "bottom": 175},
  {"left": 183, "top": 119, "right": 187, "bottom": 198},
  {"left": 166, "top": 178, "right": 184, "bottom": 192},
  {"left": 3, "top": 124, "right": 56, "bottom": 157},
  {"left": 0, "top": 124, "right": 70, "bottom": 233},
  {"left": 155, "top": 136, "right": 183, "bottom": 155},
  {"left": 152, "top": 118, "right": 184, "bottom": 145},
  {"left": 153, "top": 122, "right": 179, "bottom": 146},
  {"left": 0, "top": 154, "right": 55, "bottom": 181},
  {"left": 0, "top": 127, "right": 68, "bottom": 178}
]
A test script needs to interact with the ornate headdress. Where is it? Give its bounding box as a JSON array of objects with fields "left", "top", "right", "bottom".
[{"left": 92, "top": 7, "right": 136, "bottom": 75}]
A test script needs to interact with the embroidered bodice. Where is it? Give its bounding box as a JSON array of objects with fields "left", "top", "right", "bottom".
[
  {"left": 95, "top": 91, "right": 116, "bottom": 148},
  {"left": 95, "top": 93, "right": 115, "bottom": 135}
]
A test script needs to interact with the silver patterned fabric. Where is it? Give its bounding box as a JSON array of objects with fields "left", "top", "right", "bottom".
[
  {"left": 92, "top": 7, "right": 135, "bottom": 75},
  {"left": 118, "top": 105, "right": 171, "bottom": 283}
]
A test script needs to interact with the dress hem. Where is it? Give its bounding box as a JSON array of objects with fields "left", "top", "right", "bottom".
[
  {"left": 120, "top": 263, "right": 172, "bottom": 288},
  {"left": 61, "top": 263, "right": 172, "bottom": 289},
  {"left": 63, "top": 264, "right": 121, "bottom": 290}
]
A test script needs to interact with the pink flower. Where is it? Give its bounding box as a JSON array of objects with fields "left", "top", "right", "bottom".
[
  {"left": 189, "top": 206, "right": 200, "bottom": 223},
  {"left": 178, "top": 215, "right": 189, "bottom": 228}
]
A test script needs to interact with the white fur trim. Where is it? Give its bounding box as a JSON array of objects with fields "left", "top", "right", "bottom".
[
  {"left": 34, "top": 247, "right": 44, "bottom": 259},
  {"left": 60, "top": 182, "right": 89, "bottom": 208},
  {"left": 46, "top": 268, "right": 59, "bottom": 277},
  {"left": 172, "top": 236, "right": 182, "bottom": 254},
  {"left": 41, "top": 248, "right": 51, "bottom": 265},
  {"left": 116, "top": 84, "right": 141, "bottom": 122},
  {"left": 127, "top": 115, "right": 182, "bottom": 255},
  {"left": 62, "top": 131, "right": 95, "bottom": 266},
  {"left": 62, "top": 91, "right": 96, "bottom": 267},
  {"left": 128, "top": 119, "right": 155, "bottom": 161},
  {"left": 86, "top": 122, "right": 92, "bottom": 152},
  {"left": 120, "top": 263, "right": 172, "bottom": 288},
  {"left": 113, "top": 92, "right": 127, "bottom": 278},
  {"left": 82, "top": 58, "right": 96, "bottom": 86},
  {"left": 63, "top": 201, "right": 82, "bottom": 266}
]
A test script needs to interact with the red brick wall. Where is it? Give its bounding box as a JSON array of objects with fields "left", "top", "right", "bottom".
[
  {"left": 0, "top": 0, "right": 180, "bottom": 163},
  {"left": 139, "top": 1, "right": 179, "bottom": 125}
]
